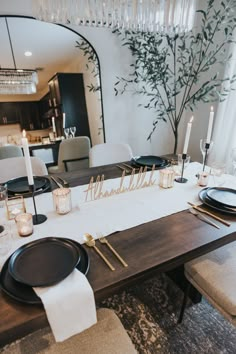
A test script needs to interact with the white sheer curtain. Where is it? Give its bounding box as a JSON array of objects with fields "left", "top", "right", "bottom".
[{"left": 209, "top": 39, "right": 236, "bottom": 173}]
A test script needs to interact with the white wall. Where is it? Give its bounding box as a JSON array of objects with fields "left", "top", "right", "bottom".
[{"left": 0, "top": 0, "right": 223, "bottom": 161}]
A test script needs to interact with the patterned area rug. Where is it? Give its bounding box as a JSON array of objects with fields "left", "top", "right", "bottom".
[
  {"left": 1, "top": 273, "right": 236, "bottom": 353},
  {"left": 101, "top": 274, "right": 236, "bottom": 354}
]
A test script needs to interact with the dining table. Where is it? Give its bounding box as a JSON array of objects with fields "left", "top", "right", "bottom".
[{"left": 1, "top": 161, "right": 236, "bottom": 347}]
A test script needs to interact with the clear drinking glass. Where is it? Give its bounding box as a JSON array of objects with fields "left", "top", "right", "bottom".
[
  {"left": 70, "top": 126, "right": 76, "bottom": 138},
  {"left": 200, "top": 139, "right": 214, "bottom": 166},
  {"left": 210, "top": 162, "right": 226, "bottom": 186},
  {"left": 0, "top": 221, "right": 12, "bottom": 256},
  {"left": 64, "top": 128, "right": 70, "bottom": 139}
]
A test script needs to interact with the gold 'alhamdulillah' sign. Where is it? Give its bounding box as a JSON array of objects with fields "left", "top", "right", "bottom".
[{"left": 84, "top": 166, "right": 156, "bottom": 202}]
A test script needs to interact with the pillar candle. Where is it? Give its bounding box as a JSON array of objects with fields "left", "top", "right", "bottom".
[
  {"left": 52, "top": 117, "right": 56, "bottom": 133},
  {"left": 183, "top": 116, "right": 194, "bottom": 154},
  {"left": 62, "top": 113, "right": 66, "bottom": 129},
  {"left": 21, "top": 130, "right": 34, "bottom": 186},
  {"left": 206, "top": 106, "right": 214, "bottom": 143}
]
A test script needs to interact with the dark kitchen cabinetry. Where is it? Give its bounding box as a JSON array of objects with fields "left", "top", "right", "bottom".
[
  {"left": 38, "top": 92, "right": 52, "bottom": 129},
  {"left": 48, "top": 73, "right": 90, "bottom": 138},
  {"left": 0, "top": 101, "right": 40, "bottom": 130}
]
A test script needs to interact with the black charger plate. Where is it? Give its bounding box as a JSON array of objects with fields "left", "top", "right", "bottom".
[
  {"left": 206, "top": 187, "right": 236, "bottom": 208},
  {"left": 131, "top": 155, "right": 169, "bottom": 169},
  {"left": 6, "top": 176, "right": 51, "bottom": 197},
  {"left": 8, "top": 238, "right": 81, "bottom": 287},
  {"left": 199, "top": 188, "right": 236, "bottom": 215},
  {"left": 0, "top": 239, "right": 90, "bottom": 305}
]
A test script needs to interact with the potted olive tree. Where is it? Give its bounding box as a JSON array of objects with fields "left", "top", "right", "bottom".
[{"left": 114, "top": 0, "right": 236, "bottom": 153}]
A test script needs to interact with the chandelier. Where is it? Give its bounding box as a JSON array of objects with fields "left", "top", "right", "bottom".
[
  {"left": 33, "top": 0, "right": 196, "bottom": 33},
  {"left": 0, "top": 18, "right": 38, "bottom": 95}
]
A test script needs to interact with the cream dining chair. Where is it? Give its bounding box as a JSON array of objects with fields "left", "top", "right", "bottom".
[
  {"left": 0, "top": 145, "right": 23, "bottom": 160},
  {"left": 48, "top": 136, "right": 91, "bottom": 174},
  {"left": 178, "top": 242, "right": 236, "bottom": 326},
  {"left": 89, "top": 143, "right": 133, "bottom": 167},
  {"left": 0, "top": 156, "right": 47, "bottom": 183}
]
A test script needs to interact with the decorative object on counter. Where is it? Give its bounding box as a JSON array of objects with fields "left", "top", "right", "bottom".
[
  {"left": 0, "top": 18, "right": 38, "bottom": 95},
  {"left": 69, "top": 126, "right": 76, "bottom": 138},
  {"left": 197, "top": 171, "right": 209, "bottom": 187},
  {"left": 21, "top": 130, "right": 47, "bottom": 225},
  {"left": 64, "top": 128, "right": 70, "bottom": 139},
  {"left": 0, "top": 184, "right": 7, "bottom": 208},
  {"left": 159, "top": 169, "right": 175, "bottom": 189},
  {"left": 62, "top": 113, "right": 66, "bottom": 129},
  {"left": 6, "top": 196, "right": 26, "bottom": 220},
  {"left": 53, "top": 187, "right": 72, "bottom": 215},
  {"left": 15, "top": 213, "right": 33, "bottom": 237}
]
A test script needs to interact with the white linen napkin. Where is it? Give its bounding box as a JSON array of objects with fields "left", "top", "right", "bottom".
[{"left": 33, "top": 269, "right": 97, "bottom": 342}]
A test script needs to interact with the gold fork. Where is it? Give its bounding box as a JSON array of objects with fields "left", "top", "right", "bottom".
[{"left": 99, "top": 236, "right": 128, "bottom": 267}]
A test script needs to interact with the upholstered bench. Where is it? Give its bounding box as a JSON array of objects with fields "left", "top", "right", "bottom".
[
  {"left": 179, "top": 242, "right": 236, "bottom": 325},
  {"left": 1, "top": 308, "right": 137, "bottom": 354}
]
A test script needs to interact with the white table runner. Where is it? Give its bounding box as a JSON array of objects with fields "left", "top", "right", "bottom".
[{"left": 1, "top": 162, "right": 236, "bottom": 267}]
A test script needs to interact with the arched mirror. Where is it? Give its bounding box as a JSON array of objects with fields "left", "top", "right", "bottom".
[{"left": 0, "top": 16, "right": 105, "bottom": 148}]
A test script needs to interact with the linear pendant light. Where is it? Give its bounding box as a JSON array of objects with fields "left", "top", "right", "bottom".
[{"left": 0, "top": 18, "right": 38, "bottom": 95}]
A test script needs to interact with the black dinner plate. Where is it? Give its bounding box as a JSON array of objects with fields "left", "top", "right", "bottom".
[
  {"left": 8, "top": 238, "right": 80, "bottom": 287},
  {"left": 131, "top": 155, "right": 169, "bottom": 168},
  {"left": 206, "top": 187, "right": 236, "bottom": 208},
  {"left": 199, "top": 188, "right": 236, "bottom": 215},
  {"left": 6, "top": 176, "right": 51, "bottom": 197},
  {"left": 0, "top": 238, "right": 90, "bottom": 305}
]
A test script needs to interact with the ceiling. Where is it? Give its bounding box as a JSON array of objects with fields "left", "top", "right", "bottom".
[{"left": 0, "top": 16, "right": 85, "bottom": 101}]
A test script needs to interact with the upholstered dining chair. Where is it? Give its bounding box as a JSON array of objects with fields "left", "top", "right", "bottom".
[
  {"left": 1, "top": 308, "right": 137, "bottom": 354},
  {"left": 48, "top": 136, "right": 91, "bottom": 174},
  {"left": 0, "top": 145, "right": 23, "bottom": 160},
  {"left": 178, "top": 242, "right": 236, "bottom": 326},
  {"left": 0, "top": 156, "right": 47, "bottom": 183},
  {"left": 89, "top": 143, "right": 133, "bottom": 167}
]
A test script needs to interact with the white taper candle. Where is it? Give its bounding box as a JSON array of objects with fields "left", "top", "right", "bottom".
[
  {"left": 183, "top": 116, "right": 194, "bottom": 154},
  {"left": 206, "top": 106, "right": 214, "bottom": 143},
  {"left": 21, "top": 130, "right": 34, "bottom": 186},
  {"left": 52, "top": 117, "right": 56, "bottom": 133}
]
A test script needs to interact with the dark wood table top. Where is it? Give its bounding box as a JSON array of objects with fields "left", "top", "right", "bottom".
[{"left": 1, "top": 162, "right": 236, "bottom": 347}]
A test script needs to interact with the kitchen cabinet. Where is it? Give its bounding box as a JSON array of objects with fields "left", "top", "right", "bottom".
[
  {"left": 0, "top": 101, "right": 41, "bottom": 130},
  {"left": 48, "top": 73, "right": 90, "bottom": 139}
]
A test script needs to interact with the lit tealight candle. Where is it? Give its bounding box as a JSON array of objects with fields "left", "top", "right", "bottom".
[
  {"left": 15, "top": 213, "right": 33, "bottom": 237},
  {"left": 21, "top": 130, "right": 34, "bottom": 186}
]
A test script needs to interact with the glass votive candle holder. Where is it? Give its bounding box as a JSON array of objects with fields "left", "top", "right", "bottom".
[
  {"left": 6, "top": 196, "right": 26, "bottom": 220},
  {"left": 159, "top": 169, "right": 175, "bottom": 188},
  {"left": 197, "top": 171, "right": 209, "bottom": 187},
  {"left": 53, "top": 188, "right": 72, "bottom": 215},
  {"left": 15, "top": 213, "right": 33, "bottom": 237}
]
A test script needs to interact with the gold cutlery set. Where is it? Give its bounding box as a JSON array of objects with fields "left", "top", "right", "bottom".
[
  {"left": 84, "top": 233, "right": 128, "bottom": 271},
  {"left": 51, "top": 176, "right": 69, "bottom": 188},
  {"left": 188, "top": 202, "right": 231, "bottom": 228}
]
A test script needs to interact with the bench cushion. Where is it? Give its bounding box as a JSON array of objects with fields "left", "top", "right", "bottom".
[
  {"left": 185, "top": 241, "right": 236, "bottom": 317},
  {"left": 1, "top": 308, "right": 137, "bottom": 354}
]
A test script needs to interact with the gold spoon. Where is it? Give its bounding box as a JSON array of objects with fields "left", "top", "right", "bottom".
[
  {"left": 99, "top": 236, "right": 128, "bottom": 267},
  {"left": 84, "top": 233, "right": 115, "bottom": 271}
]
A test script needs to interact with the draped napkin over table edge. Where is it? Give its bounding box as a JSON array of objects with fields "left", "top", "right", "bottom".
[{"left": 33, "top": 268, "right": 97, "bottom": 342}]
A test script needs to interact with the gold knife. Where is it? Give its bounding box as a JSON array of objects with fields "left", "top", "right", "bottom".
[
  {"left": 188, "top": 202, "right": 231, "bottom": 227},
  {"left": 51, "top": 176, "right": 63, "bottom": 188}
]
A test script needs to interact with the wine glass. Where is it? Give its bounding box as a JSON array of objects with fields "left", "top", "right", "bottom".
[
  {"left": 200, "top": 139, "right": 214, "bottom": 169},
  {"left": 70, "top": 126, "right": 76, "bottom": 138},
  {"left": 64, "top": 128, "right": 70, "bottom": 139},
  {"left": 230, "top": 147, "right": 236, "bottom": 176}
]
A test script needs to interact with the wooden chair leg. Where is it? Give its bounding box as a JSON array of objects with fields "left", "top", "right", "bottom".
[{"left": 178, "top": 281, "right": 191, "bottom": 324}]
